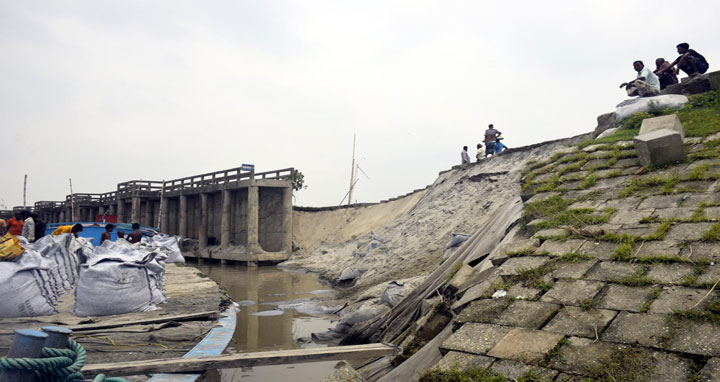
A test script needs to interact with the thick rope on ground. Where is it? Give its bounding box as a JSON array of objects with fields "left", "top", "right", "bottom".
[{"left": 0, "top": 339, "right": 130, "bottom": 382}]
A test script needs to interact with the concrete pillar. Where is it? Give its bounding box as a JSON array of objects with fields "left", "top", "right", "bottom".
[
  {"left": 221, "top": 190, "right": 231, "bottom": 247},
  {"left": 108, "top": 203, "right": 116, "bottom": 216},
  {"left": 246, "top": 185, "right": 259, "bottom": 252},
  {"left": 199, "top": 193, "right": 208, "bottom": 247},
  {"left": 131, "top": 197, "right": 141, "bottom": 224},
  {"left": 179, "top": 195, "right": 188, "bottom": 237},
  {"left": 117, "top": 200, "right": 126, "bottom": 223},
  {"left": 59, "top": 210, "right": 66, "bottom": 222},
  {"left": 99, "top": 206, "right": 106, "bottom": 217},
  {"left": 282, "top": 187, "right": 293, "bottom": 253},
  {"left": 143, "top": 201, "right": 152, "bottom": 227},
  {"left": 160, "top": 198, "right": 169, "bottom": 233}
]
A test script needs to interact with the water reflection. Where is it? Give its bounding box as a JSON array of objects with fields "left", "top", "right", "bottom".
[{"left": 192, "top": 261, "right": 340, "bottom": 381}]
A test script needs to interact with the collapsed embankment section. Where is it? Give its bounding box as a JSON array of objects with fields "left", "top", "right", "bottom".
[{"left": 363, "top": 92, "right": 720, "bottom": 381}]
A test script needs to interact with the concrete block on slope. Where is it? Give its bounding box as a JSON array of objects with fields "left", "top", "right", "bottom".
[
  {"left": 639, "top": 114, "right": 685, "bottom": 139},
  {"left": 634, "top": 129, "right": 686, "bottom": 167}
]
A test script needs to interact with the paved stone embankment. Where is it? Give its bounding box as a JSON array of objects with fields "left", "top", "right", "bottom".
[{"left": 431, "top": 134, "right": 720, "bottom": 381}]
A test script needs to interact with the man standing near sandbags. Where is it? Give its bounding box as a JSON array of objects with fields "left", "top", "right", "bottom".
[
  {"left": 52, "top": 223, "right": 84, "bottom": 238},
  {"left": 20, "top": 210, "right": 35, "bottom": 242},
  {"left": 7, "top": 213, "right": 23, "bottom": 236}
]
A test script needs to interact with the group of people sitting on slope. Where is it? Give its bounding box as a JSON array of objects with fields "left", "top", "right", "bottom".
[
  {"left": 461, "top": 124, "right": 506, "bottom": 164},
  {"left": 620, "top": 42, "right": 709, "bottom": 98}
]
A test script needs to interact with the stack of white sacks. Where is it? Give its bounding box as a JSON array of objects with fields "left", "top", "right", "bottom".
[{"left": 0, "top": 234, "right": 184, "bottom": 318}]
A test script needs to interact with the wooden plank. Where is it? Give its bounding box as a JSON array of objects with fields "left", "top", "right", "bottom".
[
  {"left": 82, "top": 343, "right": 399, "bottom": 376},
  {"left": 66, "top": 310, "right": 219, "bottom": 332}
]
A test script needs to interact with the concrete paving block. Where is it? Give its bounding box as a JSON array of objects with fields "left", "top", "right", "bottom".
[
  {"left": 649, "top": 286, "right": 719, "bottom": 314},
  {"left": 453, "top": 280, "right": 496, "bottom": 310},
  {"left": 608, "top": 209, "right": 654, "bottom": 225},
  {"left": 681, "top": 193, "right": 720, "bottom": 208},
  {"left": 634, "top": 240, "right": 682, "bottom": 258},
  {"left": 551, "top": 260, "right": 597, "bottom": 279},
  {"left": 532, "top": 228, "right": 568, "bottom": 240},
  {"left": 698, "top": 264, "right": 720, "bottom": 286},
  {"left": 492, "top": 300, "right": 560, "bottom": 329},
  {"left": 685, "top": 242, "right": 720, "bottom": 263},
  {"left": 440, "top": 323, "right": 511, "bottom": 355},
  {"left": 600, "top": 312, "right": 673, "bottom": 348},
  {"left": 605, "top": 197, "right": 644, "bottom": 210},
  {"left": 489, "top": 359, "right": 558, "bottom": 380},
  {"left": 669, "top": 320, "right": 720, "bottom": 356},
  {"left": 498, "top": 256, "right": 551, "bottom": 276},
  {"left": 638, "top": 194, "right": 685, "bottom": 209},
  {"left": 682, "top": 74, "right": 712, "bottom": 95},
  {"left": 487, "top": 328, "right": 564, "bottom": 363},
  {"left": 634, "top": 129, "right": 686, "bottom": 167},
  {"left": 506, "top": 284, "right": 543, "bottom": 300},
  {"left": 596, "top": 284, "right": 655, "bottom": 312},
  {"left": 639, "top": 114, "right": 685, "bottom": 139},
  {"left": 584, "top": 261, "right": 643, "bottom": 282},
  {"left": 666, "top": 222, "right": 714, "bottom": 242},
  {"left": 525, "top": 192, "right": 560, "bottom": 204},
  {"left": 595, "top": 175, "right": 632, "bottom": 189},
  {"left": 577, "top": 241, "right": 618, "bottom": 261},
  {"left": 550, "top": 337, "right": 627, "bottom": 375},
  {"left": 540, "top": 280, "right": 605, "bottom": 306},
  {"left": 455, "top": 298, "right": 511, "bottom": 325},
  {"left": 497, "top": 238, "right": 540, "bottom": 256},
  {"left": 646, "top": 263, "right": 695, "bottom": 284},
  {"left": 652, "top": 207, "right": 696, "bottom": 220},
  {"left": 648, "top": 351, "right": 692, "bottom": 382},
  {"left": 434, "top": 351, "right": 494, "bottom": 371},
  {"left": 699, "top": 357, "right": 720, "bottom": 381},
  {"left": 615, "top": 158, "right": 641, "bottom": 168},
  {"left": 543, "top": 306, "right": 617, "bottom": 338},
  {"left": 538, "top": 239, "right": 586, "bottom": 257}
]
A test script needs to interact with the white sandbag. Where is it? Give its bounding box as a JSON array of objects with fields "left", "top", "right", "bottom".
[
  {"left": 615, "top": 95, "right": 688, "bottom": 123},
  {"left": 446, "top": 233, "right": 470, "bottom": 249},
  {"left": 0, "top": 251, "right": 57, "bottom": 318},
  {"left": 26, "top": 235, "right": 78, "bottom": 293},
  {"left": 381, "top": 281, "right": 405, "bottom": 308},
  {"left": 74, "top": 254, "right": 158, "bottom": 317},
  {"left": 146, "top": 235, "right": 185, "bottom": 263}
]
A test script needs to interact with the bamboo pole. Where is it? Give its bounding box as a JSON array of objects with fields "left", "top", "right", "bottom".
[
  {"left": 69, "top": 178, "right": 76, "bottom": 221},
  {"left": 22, "top": 174, "right": 27, "bottom": 209}
]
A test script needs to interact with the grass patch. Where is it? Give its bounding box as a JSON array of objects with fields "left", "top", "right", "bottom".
[
  {"left": 419, "top": 367, "right": 553, "bottom": 382},
  {"left": 585, "top": 346, "right": 655, "bottom": 382},
  {"left": 515, "top": 266, "right": 554, "bottom": 292},
  {"left": 611, "top": 243, "right": 634, "bottom": 261},
  {"left": 673, "top": 298, "right": 720, "bottom": 326},
  {"left": 392, "top": 336, "right": 425, "bottom": 366},
  {"left": 613, "top": 267, "right": 656, "bottom": 287},
  {"left": 579, "top": 298, "right": 595, "bottom": 311},
  {"left": 640, "top": 286, "right": 662, "bottom": 313},
  {"left": 580, "top": 174, "right": 597, "bottom": 189},
  {"left": 702, "top": 223, "right": 720, "bottom": 241},
  {"left": 523, "top": 195, "right": 613, "bottom": 230},
  {"left": 506, "top": 248, "right": 536, "bottom": 257},
  {"left": 534, "top": 174, "right": 561, "bottom": 193}
]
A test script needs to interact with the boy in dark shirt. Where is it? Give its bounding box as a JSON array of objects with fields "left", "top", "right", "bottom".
[{"left": 100, "top": 224, "right": 115, "bottom": 244}]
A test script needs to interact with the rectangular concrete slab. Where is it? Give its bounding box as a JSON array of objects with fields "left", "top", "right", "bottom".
[
  {"left": 440, "top": 323, "right": 512, "bottom": 355},
  {"left": 596, "top": 284, "right": 655, "bottom": 312},
  {"left": 541, "top": 280, "right": 605, "bottom": 306},
  {"left": 634, "top": 129, "right": 686, "bottom": 167},
  {"left": 639, "top": 114, "right": 685, "bottom": 139},
  {"left": 542, "top": 306, "right": 617, "bottom": 338},
  {"left": 487, "top": 328, "right": 564, "bottom": 363},
  {"left": 492, "top": 300, "right": 560, "bottom": 329},
  {"left": 434, "top": 351, "right": 494, "bottom": 371},
  {"left": 649, "top": 286, "right": 719, "bottom": 314},
  {"left": 600, "top": 312, "right": 673, "bottom": 348}
]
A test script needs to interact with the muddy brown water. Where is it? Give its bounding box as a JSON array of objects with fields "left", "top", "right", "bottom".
[{"left": 191, "top": 261, "right": 341, "bottom": 381}]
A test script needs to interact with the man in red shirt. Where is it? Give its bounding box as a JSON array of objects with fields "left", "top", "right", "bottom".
[{"left": 7, "top": 214, "right": 24, "bottom": 236}]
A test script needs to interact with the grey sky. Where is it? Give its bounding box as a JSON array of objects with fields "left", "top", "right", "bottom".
[{"left": 1, "top": 1, "right": 718, "bottom": 210}]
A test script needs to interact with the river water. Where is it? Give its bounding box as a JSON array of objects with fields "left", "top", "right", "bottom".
[{"left": 191, "top": 261, "right": 342, "bottom": 382}]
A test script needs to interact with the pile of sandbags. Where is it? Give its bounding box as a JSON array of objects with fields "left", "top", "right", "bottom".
[
  {"left": 74, "top": 240, "right": 168, "bottom": 316},
  {"left": 145, "top": 235, "right": 184, "bottom": 263},
  {"left": 0, "top": 235, "right": 80, "bottom": 318}
]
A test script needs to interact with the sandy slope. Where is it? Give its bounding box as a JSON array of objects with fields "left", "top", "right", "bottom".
[{"left": 284, "top": 135, "right": 587, "bottom": 298}]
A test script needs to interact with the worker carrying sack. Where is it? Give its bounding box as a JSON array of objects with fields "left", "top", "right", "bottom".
[{"left": 0, "top": 233, "right": 24, "bottom": 261}]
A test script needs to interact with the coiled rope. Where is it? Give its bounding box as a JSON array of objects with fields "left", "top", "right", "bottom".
[{"left": 0, "top": 339, "right": 130, "bottom": 382}]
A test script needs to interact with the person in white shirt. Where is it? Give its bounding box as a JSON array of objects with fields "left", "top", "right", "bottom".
[
  {"left": 461, "top": 146, "right": 471, "bottom": 164},
  {"left": 619, "top": 61, "right": 660, "bottom": 97},
  {"left": 20, "top": 210, "right": 35, "bottom": 242}
]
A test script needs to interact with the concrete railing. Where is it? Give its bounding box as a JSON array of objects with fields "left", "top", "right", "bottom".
[
  {"left": 117, "top": 180, "right": 164, "bottom": 199},
  {"left": 65, "top": 194, "right": 104, "bottom": 204},
  {"left": 34, "top": 201, "right": 65, "bottom": 209}
]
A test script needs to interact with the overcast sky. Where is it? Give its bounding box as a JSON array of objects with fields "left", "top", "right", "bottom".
[{"left": 1, "top": 1, "right": 718, "bottom": 210}]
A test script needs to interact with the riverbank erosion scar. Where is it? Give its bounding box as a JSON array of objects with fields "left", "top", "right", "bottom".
[{"left": 281, "top": 133, "right": 590, "bottom": 345}]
